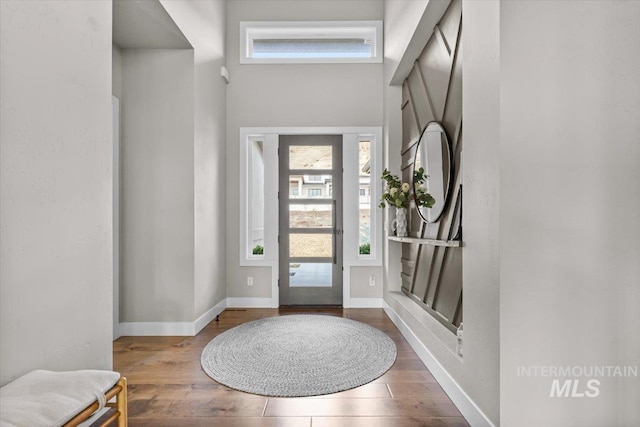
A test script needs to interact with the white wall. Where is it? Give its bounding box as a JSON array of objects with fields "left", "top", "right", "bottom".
[
  {"left": 120, "top": 49, "right": 195, "bottom": 322},
  {"left": 499, "top": 2, "right": 640, "bottom": 425},
  {"left": 160, "top": 0, "right": 228, "bottom": 320},
  {"left": 0, "top": 0, "right": 113, "bottom": 384},
  {"left": 226, "top": 0, "right": 384, "bottom": 302}
]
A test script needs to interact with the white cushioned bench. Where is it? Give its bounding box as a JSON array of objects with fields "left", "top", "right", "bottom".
[{"left": 0, "top": 370, "right": 127, "bottom": 427}]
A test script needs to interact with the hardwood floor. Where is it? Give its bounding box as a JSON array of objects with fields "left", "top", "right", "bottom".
[{"left": 113, "top": 308, "right": 469, "bottom": 427}]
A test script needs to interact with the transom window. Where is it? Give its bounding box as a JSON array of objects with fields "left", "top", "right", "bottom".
[{"left": 240, "top": 21, "right": 383, "bottom": 64}]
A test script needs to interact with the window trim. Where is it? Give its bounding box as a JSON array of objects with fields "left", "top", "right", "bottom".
[
  {"left": 354, "top": 136, "right": 376, "bottom": 261},
  {"left": 240, "top": 21, "right": 383, "bottom": 64}
]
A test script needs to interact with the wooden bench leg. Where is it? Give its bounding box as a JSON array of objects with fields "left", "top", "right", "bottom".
[{"left": 116, "top": 377, "right": 128, "bottom": 427}]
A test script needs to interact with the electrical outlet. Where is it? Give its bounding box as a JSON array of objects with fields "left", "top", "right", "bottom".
[
  {"left": 247, "top": 276, "right": 253, "bottom": 286},
  {"left": 369, "top": 275, "right": 376, "bottom": 287}
]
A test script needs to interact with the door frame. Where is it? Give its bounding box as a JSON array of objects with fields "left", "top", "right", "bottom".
[
  {"left": 238, "top": 127, "right": 384, "bottom": 308},
  {"left": 112, "top": 95, "right": 121, "bottom": 340}
]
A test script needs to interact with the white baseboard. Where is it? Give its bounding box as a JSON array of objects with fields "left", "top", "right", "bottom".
[
  {"left": 194, "top": 299, "right": 227, "bottom": 334},
  {"left": 119, "top": 299, "right": 227, "bottom": 337},
  {"left": 117, "top": 297, "right": 386, "bottom": 337},
  {"left": 348, "top": 297, "right": 385, "bottom": 308},
  {"left": 226, "top": 297, "right": 273, "bottom": 308},
  {"left": 119, "top": 321, "right": 196, "bottom": 336},
  {"left": 383, "top": 303, "right": 495, "bottom": 427},
  {"left": 113, "top": 323, "right": 121, "bottom": 341}
]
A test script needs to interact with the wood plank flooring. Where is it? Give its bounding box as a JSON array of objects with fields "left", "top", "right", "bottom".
[{"left": 113, "top": 308, "right": 469, "bottom": 427}]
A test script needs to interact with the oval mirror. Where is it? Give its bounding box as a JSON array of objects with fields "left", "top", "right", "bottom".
[{"left": 413, "top": 122, "right": 452, "bottom": 223}]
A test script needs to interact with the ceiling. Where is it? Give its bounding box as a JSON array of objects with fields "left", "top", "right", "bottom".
[{"left": 113, "top": 0, "right": 192, "bottom": 49}]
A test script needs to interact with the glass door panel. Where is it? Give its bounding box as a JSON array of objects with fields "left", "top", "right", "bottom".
[
  {"left": 289, "top": 145, "right": 333, "bottom": 169},
  {"left": 289, "top": 233, "right": 333, "bottom": 258},
  {"left": 289, "top": 204, "right": 333, "bottom": 228},
  {"left": 289, "top": 263, "right": 332, "bottom": 288}
]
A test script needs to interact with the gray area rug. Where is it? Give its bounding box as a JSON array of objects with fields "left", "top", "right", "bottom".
[{"left": 200, "top": 314, "right": 397, "bottom": 397}]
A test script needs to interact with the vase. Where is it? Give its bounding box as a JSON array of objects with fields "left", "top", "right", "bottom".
[{"left": 395, "top": 207, "right": 408, "bottom": 237}]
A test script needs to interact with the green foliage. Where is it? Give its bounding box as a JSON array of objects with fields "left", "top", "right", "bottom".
[
  {"left": 413, "top": 167, "right": 436, "bottom": 208},
  {"left": 359, "top": 242, "right": 371, "bottom": 255},
  {"left": 379, "top": 167, "right": 435, "bottom": 209},
  {"left": 252, "top": 244, "right": 264, "bottom": 255}
]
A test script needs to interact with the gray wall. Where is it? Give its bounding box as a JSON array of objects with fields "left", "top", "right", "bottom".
[
  {"left": 351, "top": 267, "right": 384, "bottom": 299},
  {"left": 381, "top": 1, "right": 407, "bottom": 298},
  {"left": 0, "top": 0, "right": 113, "bottom": 384},
  {"left": 461, "top": 0, "right": 501, "bottom": 423},
  {"left": 119, "top": 0, "right": 227, "bottom": 324},
  {"left": 120, "top": 48, "right": 196, "bottom": 322},
  {"left": 383, "top": 0, "right": 429, "bottom": 76},
  {"left": 225, "top": 0, "right": 384, "bottom": 300},
  {"left": 499, "top": 1, "right": 640, "bottom": 425},
  {"left": 112, "top": 44, "right": 123, "bottom": 100},
  {"left": 161, "top": 0, "right": 228, "bottom": 320}
]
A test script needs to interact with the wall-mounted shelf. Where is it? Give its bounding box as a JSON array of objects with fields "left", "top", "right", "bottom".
[{"left": 387, "top": 235, "right": 462, "bottom": 247}]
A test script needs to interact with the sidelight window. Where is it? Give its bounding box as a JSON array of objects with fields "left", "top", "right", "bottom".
[
  {"left": 358, "top": 139, "right": 373, "bottom": 257},
  {"left": 249, "top": 138, "right": 265, "bottom": 257}
]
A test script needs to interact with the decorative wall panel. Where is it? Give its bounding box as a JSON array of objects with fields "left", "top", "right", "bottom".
[{"left": 400, "top": 0, "right": 462, "bottom": 333}]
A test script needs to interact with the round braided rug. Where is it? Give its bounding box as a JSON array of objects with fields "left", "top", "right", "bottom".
[{"left": 200, "top": 314, "right": 396, "bottom": 397}]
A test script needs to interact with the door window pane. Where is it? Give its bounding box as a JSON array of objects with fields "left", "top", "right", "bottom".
[
  {"left": 289, "top": 204, "right": 333, "bottom": 228},
  {"left": 289, "top": 175, "right": 332, "bottom": 199},
  {"left": 290, "top": 234, "right": 332, "bottom": 258},
  {"left": 289, "top": 145, "right": 332, "bottom": 169},
  {"left": 289, "top": 263, "right": 332, "bottom": 287}
]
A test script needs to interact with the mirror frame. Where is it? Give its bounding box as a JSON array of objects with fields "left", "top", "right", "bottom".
[{"left": 412, "top": 121, "right": 453, "bottom": 224}]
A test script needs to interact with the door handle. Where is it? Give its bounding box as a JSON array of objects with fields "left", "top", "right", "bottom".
[{"left": 333, "top": 200, "right": 337, "bottom": 264}]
